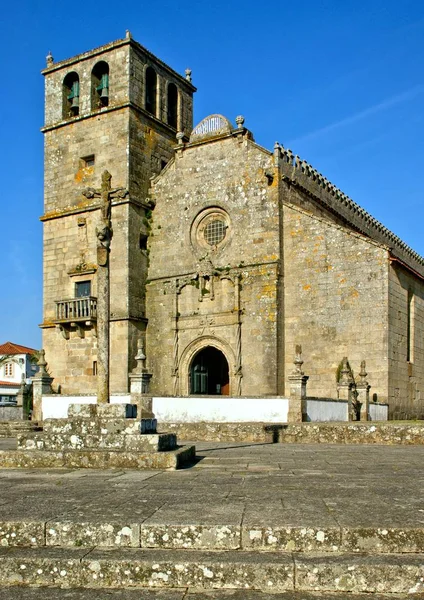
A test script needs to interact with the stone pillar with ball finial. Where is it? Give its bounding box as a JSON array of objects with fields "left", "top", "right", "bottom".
[
  {"left": 287, "top": 345, "right": 309, "bottom": 422},
  {"left": 31, "top": 350, "right": 53, "bottom": 422}
]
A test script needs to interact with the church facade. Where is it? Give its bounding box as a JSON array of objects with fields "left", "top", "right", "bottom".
[{"left": 40, "top": 34, "right": 424, "bottom": 420}]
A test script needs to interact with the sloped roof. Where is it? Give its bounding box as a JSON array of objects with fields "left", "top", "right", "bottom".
[
  {"left": 0, "top": 342, "right": 37, "bottom": 356},
  {"left": 0, "top": 381, "right": 20, "bottom": 388}
]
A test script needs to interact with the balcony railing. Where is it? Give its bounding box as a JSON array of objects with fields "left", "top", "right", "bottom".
[{"left": 54, "top": 296, "right": 97, "bottom": 322}]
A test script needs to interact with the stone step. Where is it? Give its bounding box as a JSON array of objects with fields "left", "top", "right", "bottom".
[
  {"left": 17, "top": 431, "right": 177, "bottom": 452},
  {"left": 0, "top": 444, "right": 195, "bottom": 470},
  {"left": 0, "top": 546, "right": 423, "bottom": 593},
  {"left": 0, "top": 422, "right": 41, "bottom": 438},
  {"left": 0, "top": 587, "right": 419, "bottom": 600},
  {"left": 43, "top": 417, "right": 144, "bottom": 436},
  {"left": 1, "top": 519, "right": 424, "bottom": 554}
]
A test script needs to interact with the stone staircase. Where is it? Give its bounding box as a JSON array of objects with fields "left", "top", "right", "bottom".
[
  {"left": 0, "top": 404, "right": 194, "bottom": 470},
  {"left": 0, "top": 421, "right": 41, "bottom": 438},
  {"left": 0, "top": 439, "right": 423, "bottom": 597},
  {"left": 0, "top": 517, "right": 423, "bottom": 596}
]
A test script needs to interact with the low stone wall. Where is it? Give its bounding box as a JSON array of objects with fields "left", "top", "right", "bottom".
[{"left": 161, "top": 421, "right": 424, "bottom": 444}]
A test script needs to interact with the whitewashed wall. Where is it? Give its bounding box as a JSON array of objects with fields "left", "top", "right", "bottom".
[
  {"left": 41, "top": 394, "right": 387, "bottom": 423},
  {"left": 369, "top": 402, "right": 389, "bottom": 421},
  {"left": 305, "top": 398, "right": 348, "bottom": 422},
  {"left": 153, "top": 397, "right": 289, "bottom": 423},
  {"left": 42, "top": 395, "right": 289, "bottom": 422},
  {"left": 42, "top": 395, "right": 130, "bottom": 419}
]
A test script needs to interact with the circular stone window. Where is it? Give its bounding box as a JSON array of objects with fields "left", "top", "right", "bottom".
[{"left": 191, "top": 207, "right": 231, "bottom": 252}]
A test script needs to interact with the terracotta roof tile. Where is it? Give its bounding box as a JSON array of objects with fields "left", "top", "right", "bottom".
[
  {"left": 0, "top": 381, "right": 20, "bottom": 388},
  {"left": 0, "top": 342, "right": 37, "bottom": 356}
]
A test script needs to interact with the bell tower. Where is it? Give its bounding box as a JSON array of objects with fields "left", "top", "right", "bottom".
[{"left": 40, "top": 33, "right": 196, "bottom": 394}]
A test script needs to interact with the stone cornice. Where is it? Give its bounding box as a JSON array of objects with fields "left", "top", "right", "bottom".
[{"left": 40, "top": 196, "right": 150, "bottom": 222}]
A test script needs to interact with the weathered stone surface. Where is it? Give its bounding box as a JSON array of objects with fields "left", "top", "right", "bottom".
[
  {"left": 162, "top": 421, "right": 424, "bottom": 444},
  {"left": 0, "top": 444, "right": 195, "bottom": 470},
  {"left": 68, "top": 404, "right": 137, "bottom": 419},
  {"left": 0, "top": 522, "right": 44, "bottom": 548},
  {"left": 342, "top": 526, "right": 424, "bottom": 554},
  {"left": 242, "top": 526, "right": 340, "bottom": 553},
  {"left": 0, "top": 422, "right": 41, "bottom": 439},
  {"left": 140, "top": 524, "right": 240, "bottom": 550},
  {"left": 46, "top": 521, "right": 140, "bottom": 548},
  {"left": 18, "top": 431, "right": 177, "bottom": 452},
  {"left": 186, "top": 592, "right": 423, "bottom": 600},
  {"left": 0, "top": 589, "right": 187, "bottom": 599},
  {"left": 0, "top": 588, "right": 416, "bottom": 600},
  {"left": 0, "top": 547, "right": 294, "bottom": 590},
  {"left": 295, "top": 552, "right": 424, "bottom": 593},
  {"left": 43, "top": 417, "right": 142, "bottom": 435}
]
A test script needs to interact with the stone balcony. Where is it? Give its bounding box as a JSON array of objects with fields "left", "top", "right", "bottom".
[{"left": 53, "top": 296, "right": 97, "bottom": 339}]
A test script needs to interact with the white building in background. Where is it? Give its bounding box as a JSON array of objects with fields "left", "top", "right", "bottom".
[{"left": 0, "top": 342, "right": 38, "bottom": 403}]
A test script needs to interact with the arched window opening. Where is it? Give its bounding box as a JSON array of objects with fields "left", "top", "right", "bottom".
[
  {"left": 190, "top": 346, "right": 229, "bottom": 395},
  {"left": 167, "top": 83, "right": 178, "bottom": 128},
  {"left": 63, "top": 72, "right": 80, "bottom": 118},
  {"left": 91, "top": 61, "right": 109, "bottom": 110},
  {"left": 145, "top": 67, "right": 157, "bottom": 116}
]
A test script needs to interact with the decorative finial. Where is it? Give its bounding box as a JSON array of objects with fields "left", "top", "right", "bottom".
[
  {"left": 358, "top": 360, "right": 368, "bottom": 385},
  {"left": 274, "top": 141, "right": 280, "bottom": 150},
  {"left": 19, "top": 373, "right": 26, "bottom": 391},
  {"left": 235, "top": 115, "right": 245, "bottom": 129},
  {"left": 185, "top": 68, "right": 192, "bottom": 82},
  {"left": 125, "top": 30, "right": 132, "bottom": 39},
  {"left": 339, "top": 357, "right": 353, "bottom": 384},
  {"left": 292, "top": 345, "right": 304, "bottom": 375},
  {"left": 37, "top": 349, "right": 48, "bottom": 377},
  {"left": 176, "top": 131, "right": 185, "bottom": 145},
  {"left": 134, "top": 338, "right": 147, "bottom": 373},
  {"left": 46, "top": 51, "right": 54, "bottom": 67}
]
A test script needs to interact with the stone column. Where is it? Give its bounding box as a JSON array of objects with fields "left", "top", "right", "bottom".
[
  {"left": 31, "top": 350, "right": 53, "bottom": 422},
  {"left": 96, "top": 171, "right": 113, "bottom": 404},
  {"left": 129, "top": 338, "right": 155, "bottom": 428},
  {"left": 287, "top": 345, "right": 309, "bottom": 423},
  {"left": 356, "top": 360, "right": 371, "bottom": 421}
]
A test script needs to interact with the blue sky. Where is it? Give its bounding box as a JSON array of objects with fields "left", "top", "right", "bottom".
[{"left": 1, "top": 0, "right": 423, "bottom": 349}]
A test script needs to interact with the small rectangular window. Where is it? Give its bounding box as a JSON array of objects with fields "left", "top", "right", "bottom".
[
  {"left": 75, "top": 281, "right": 91, "bottom": 298},
  {"left": 81, "top": 155, "right": 95, "bottom": 167},
  {"left": 4, "top": 363, "right": 14, "bottom": 377},
  {"left": 92, "top": 361, "right": 97, "bottom": 375}
]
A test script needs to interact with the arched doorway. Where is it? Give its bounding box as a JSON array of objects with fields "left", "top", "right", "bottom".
[{"left": 190, "top": 346, "right": 229, "bottom": 395}]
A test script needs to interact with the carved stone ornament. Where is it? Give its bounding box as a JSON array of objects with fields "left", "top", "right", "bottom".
[{"left": 97, "top": 246, "right": 108, "bottom": 267}]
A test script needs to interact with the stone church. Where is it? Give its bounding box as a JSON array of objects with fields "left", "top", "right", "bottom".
[{"left": 40, "top": 33, "right": 424, "bottom": 420}]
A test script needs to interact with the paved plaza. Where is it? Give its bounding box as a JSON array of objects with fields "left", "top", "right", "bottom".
[
  {"left": 1, "top": 441, "right": 424, "bottom": 531},
  {"left": 0, "top": 441, "right": 424, "bottom": 598}
]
